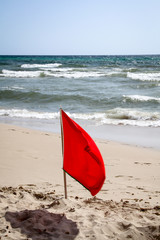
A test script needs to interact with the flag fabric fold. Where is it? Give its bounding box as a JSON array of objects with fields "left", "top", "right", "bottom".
[{"left": 61, "top": 109, "right": 106, "bottom": 196}]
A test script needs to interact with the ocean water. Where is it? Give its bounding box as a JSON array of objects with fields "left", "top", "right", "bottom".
[{"left": 0, "top": 55, "right": 160, "bottom": 130}]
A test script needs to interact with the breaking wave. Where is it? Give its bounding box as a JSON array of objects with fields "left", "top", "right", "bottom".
[
  {"left": 21, "top": 63, "right": 62, "bottom": 68},
  {"left": 0, "top": 108, "right": 160, "bottom": 127},
  {"left": 1, "top": 86, "right": 25, "bottom": 91},
  {"left": 0, "top": 69, "right": 116, "bottom": 78},
  {"left": 127, "top": 72, "right": 160, "bottom": 81},
  {"left": 0, "top": 70, "right": 43, "bottom": 78},
  {"left": 123, "top": 95, "right": 160, "bottom": 103},
  {"left": 0, "top": 109, "right": 59, "bottom": 119},
  {"left": 70, "top": 108, "right": 160, "bottom": 127}
]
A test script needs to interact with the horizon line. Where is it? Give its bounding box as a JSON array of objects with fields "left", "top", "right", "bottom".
[{"left": 0, "top": 54, "right": 160, "bottom": 57}]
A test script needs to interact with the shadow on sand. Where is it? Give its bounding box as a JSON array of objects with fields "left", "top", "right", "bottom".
[{"left": 5, "top": 209, "right": 79, "bottom": 240}]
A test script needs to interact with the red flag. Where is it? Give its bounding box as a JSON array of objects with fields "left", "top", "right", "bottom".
[{"left": 61, "top": 110, "right": 106, "bottom": 196}]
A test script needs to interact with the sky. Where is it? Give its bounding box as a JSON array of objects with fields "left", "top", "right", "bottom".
[{"left": 0, "top": 0, "right": 160, "bottom": 55}]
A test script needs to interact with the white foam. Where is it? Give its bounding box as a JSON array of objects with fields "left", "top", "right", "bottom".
[
  {"left": 0, "top": 69, "right": 105, "bottom": 79},
  {"left": 105, "top": 68, "right": 125, "bottom": 76},
  {"left": 106, "top": 108, "right": 160, "bottom": 120},
  {"left": 0, "top": 68, "right": 123, "bottom": 79},
  {"left": 123, "top": 95, "right": 160, "bottom": 103},
  {"left": 44, "top": 71, "right": 105, "bottom": 78},
  {"left": 0, "top": 108, "right": 160, "bottom": 127},
  {"left": 0, "top": 109, "right": 59, "bottom": 119},
  {"left": 100, "top": 118, "right": 160, "bottom": 127},
  {"left": 1, "top": 70, "right": 42, "bottom": 78},
  {"left": 60, "top": 109, "right": 160, "bottom": 127},
  {"left": 68, "top": 112, "right": 106, "bottom": 121},
  {"left": 21, "top": 63, "right": 62, "bottom": 68},
  {"left": 127, "top": 72, "right": 160, "bottom": 81},
  {"left": 102, "top": 108, "right": 160, "bottom": 127},
  {"left": 1, "top": 86, "right": 25, "bottom": 90},
  {"left": 39, "top": 67, "right": 73, "bottom": 72}
]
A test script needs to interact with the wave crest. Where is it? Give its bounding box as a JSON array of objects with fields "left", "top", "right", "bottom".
[
  {"left": 123, "top": 95, "right": 160, "bottom": 103},
  {"left": 0, "top": 69, "right": 106, "bottom": 79},
  {"left": 0, "top": 108, "right": 160, "bottom": 127},
  {"left": 21, "top": 63, "right": 62, "bottom": 68},
  {"left": 0, "top": 109, "right": 59, "bottom": 119},
  {"left": 0, "top": 68, "right": 125, "bottom": 79},
  {"left": 127, "top": 72, "right": 160, "bottom": 81},
  {"left": 1, "top": 70, "right": 42, "bottom": 78}
]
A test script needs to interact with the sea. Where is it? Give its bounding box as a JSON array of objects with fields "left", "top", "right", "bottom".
[{"left": 0, "top": 55, "right": 160, "bottom": 148}]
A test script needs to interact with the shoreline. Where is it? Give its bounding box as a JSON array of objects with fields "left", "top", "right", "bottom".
[
  {"left": 0, "top": 117, "right": 160, "bottom": 150},
  {"left": 0, "top": 123, "right": 160, "bottom": 239}
]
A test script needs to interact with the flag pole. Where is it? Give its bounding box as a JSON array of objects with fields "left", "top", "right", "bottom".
[{"left": 60, "top": 108, "right": 67, "bottom": 199}]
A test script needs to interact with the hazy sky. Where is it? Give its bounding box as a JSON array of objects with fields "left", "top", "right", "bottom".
[{"left": 0, "top": 0, "right": 160, "bottom": 55}]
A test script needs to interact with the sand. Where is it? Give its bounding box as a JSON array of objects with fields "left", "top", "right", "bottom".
[{"left": 0, "top": 123, "right": 160, "bottom": 239}]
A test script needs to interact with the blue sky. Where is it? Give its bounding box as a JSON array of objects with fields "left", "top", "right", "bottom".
[{"left": 0, "top": 0, "right": 160, "bottom": 55}]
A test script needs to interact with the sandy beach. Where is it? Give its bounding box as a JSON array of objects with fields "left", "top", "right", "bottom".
[{"left": 0, "top": 123, "right": 160, "bottom": 239}]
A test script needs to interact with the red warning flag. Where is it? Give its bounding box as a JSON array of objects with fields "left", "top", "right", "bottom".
[{"left": 61, "top": 109, "right": 106, "bottom": 196}]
